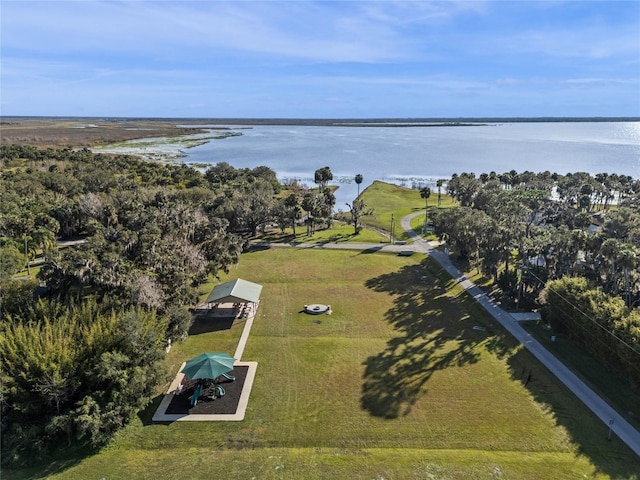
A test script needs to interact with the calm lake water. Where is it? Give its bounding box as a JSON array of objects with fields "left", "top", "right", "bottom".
[{"left": 185, "top": 122, "right": 640, "bottom": 207}]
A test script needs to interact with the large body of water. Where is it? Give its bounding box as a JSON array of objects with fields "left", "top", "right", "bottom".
[{"left": 184, "top": 122, "right": 639, "bottom": 207}]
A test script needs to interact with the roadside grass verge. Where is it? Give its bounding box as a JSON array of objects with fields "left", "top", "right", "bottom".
[
  {"left": 522, "top": 320, "right": 640, "bottom": 432},
  {"left": 408, "top": 210, "right": 440, "bottom": 241},
  {"left": 8, "top": 248, "right": 639, "bottom": 479}
]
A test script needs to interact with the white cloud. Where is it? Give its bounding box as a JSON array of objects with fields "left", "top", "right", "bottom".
[
  {"left": 470, "top": 21, "right": 639, "bottom": 61},
  {"left": 1, "top": 0, "right": 638, "bottom": 117},
  {"left": 362, "top": 0, "right": 489, "bottom": 26},
  {"left": 564, "top": 77, "right": 638, "bottom": 85},
  {"left": 1, "top": 1, "right": 423, "bottom": 63}
]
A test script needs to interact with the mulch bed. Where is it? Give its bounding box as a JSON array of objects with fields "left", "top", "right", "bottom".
[{"left": 166, "top": 366, "right": 248, "bottom": 415}]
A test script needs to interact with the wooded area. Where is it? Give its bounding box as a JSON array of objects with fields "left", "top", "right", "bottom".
[
  {"left": 432, "top": 170, "right": 640, "bottom": 389},
  {"left": 0, "top": 145, "right": 330, "bottom": 464}
]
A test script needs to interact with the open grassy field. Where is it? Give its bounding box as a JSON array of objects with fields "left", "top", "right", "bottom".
[
  {"left": 10, "top": 247, "right": 639, "bottom": 479},
  {"left": 357, "top": 181, "right": 424, "bottom": 239}
]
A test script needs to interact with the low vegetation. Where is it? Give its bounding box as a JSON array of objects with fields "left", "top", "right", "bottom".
[
  {"left": 1, "top": 300, "right": 169, "bottom": 462},
  {"left": 0, "top": 117, "right": 208, "bottom": 148}
]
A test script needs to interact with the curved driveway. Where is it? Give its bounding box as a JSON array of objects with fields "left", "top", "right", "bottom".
[{"left": 253, "top": 213, "right": 640, "bottom": 456}]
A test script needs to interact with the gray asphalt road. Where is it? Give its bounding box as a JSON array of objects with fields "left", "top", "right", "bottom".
[{"left": 27, "top": 239, "right": 88, "bottom": 267}]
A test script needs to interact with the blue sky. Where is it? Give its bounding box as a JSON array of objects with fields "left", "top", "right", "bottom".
[{"left": 2, "top": 0, "right": 639, "bottom": 118}]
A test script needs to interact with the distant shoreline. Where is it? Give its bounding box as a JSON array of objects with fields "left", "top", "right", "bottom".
[
  {"left": 2, "top": 116, "right": 638, "bottom": 152},
  {"left": 2, "top": 116, "right": 639, "bottom": 127},
  {"left": 321, "top": 122, "right": 488, "bottom": 127}
]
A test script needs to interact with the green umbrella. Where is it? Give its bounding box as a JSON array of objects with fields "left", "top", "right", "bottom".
[{"left": 181, "top": 352, "right": 236, "bottom": 380}]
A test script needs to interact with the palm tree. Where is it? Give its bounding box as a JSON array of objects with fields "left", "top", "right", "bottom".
[
  {"left": 32, "top": 227, "right": 57, "bottom": 256},
  {"left": 355, "top": 174, "right": 363, "bottom": 198},
  {"left": 420, "top": 186, "right": 431, "bottom": 233},
  {"left": 599, "top": 238, "right": 622, "bottom": 294},
  {"left": 346, "top": 199, "right": 373, "bottom": 235},
  {"left": 314, "top": 166, "right": 333, "bottom": 190},
  {"left": 436, "top": 179, "right": 444, "bottom": 207},
  {"left": 617, "top": 244, "right": 637, "bottom": 307},
  {"left": 301, "top": 193, "right": 318, "bottom": 235},
  {"left": 319, "top": 188, "right": 336, "bottom": 228}
]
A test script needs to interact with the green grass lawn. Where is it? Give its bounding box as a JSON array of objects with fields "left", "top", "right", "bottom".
[
  {"left": 358, "top": 181, "right": 424, "bottom": 240},
  {"left": 257, "top": 180, "right": 452, "bottom": 245},
  {"left": 359, "top": 180, "right": 455, "bottom": 242},
  {"left": 258, "top": 222, "right": 389, "bottom": 244},
  {"left": 12, "top": 264, "right": 42, "bottom": 280},
  {"left": 11, "top": 248, "right": 639, "bottom": 480}
]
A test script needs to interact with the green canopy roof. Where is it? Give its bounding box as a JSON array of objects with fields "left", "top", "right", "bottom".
[{"left": 205, "top": 278, "right": 263, "bottom": 305}]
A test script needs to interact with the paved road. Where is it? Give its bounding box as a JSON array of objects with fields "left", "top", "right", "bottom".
[
  {"left": 252, "top": 214, "right": 640, "bottom": 456},
  {"left": 27, "top": 239, "right": 88, "bottom": 267},
  {"left": 399, "top": 211, "right": 640, "bottom": 457}
]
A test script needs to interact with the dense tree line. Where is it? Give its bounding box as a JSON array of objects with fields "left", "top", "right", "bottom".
[
  {"left": 433, "top": 169, "right": 640, "bottom": 388},
  {"left": 1, "top": 299, "right": 168, "bottom": 462},
  {"left": 544, "top": 277, "right": 640, "bottom": 389},
  {"left": 1, "top": 145, "right": 309, "bottom": 464}
]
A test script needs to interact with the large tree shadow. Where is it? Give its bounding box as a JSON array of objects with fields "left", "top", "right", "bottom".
[
  {"left": 188, "top": 311, "right": 236, "bottom": 335},
  {"left": 362, "top": 257, "right": 640, "bottom": 477},
  {"left": 361, "top": 260, "right": 501, "bottom": 418}
]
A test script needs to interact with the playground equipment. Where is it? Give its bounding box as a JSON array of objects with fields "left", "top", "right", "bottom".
[
  {"left": 190, "top": 383, "right": 203, "bottom": 406},
  {"left": 205, "top": 383, "right": 226, "bottom": 400}
]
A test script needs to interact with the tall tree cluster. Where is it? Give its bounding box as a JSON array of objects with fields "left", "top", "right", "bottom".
[
  {"left": 433, "top": 169, "right": 640, "bottom": 388},
  {"left": 544, "top": 277, "right": 640, "bottom": 390},
  {"left": 0, "top": 146, "right": 283, "bottom": 463},
  {"left": 269, "top": 167, "right": 337, "bottom": 236}
]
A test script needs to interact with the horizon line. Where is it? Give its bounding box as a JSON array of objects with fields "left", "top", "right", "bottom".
[{"left": 2, "top": 115, "right": 639, "bottom": 123}]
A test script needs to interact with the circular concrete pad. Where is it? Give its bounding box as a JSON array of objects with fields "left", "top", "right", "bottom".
[{"left": 304, "top": 304, "right": 331, "bottom": 314}]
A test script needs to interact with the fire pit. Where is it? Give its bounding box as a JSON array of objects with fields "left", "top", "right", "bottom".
[{"left": 303, "top": 304, "right": 331, "bottom": 315}]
